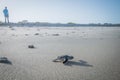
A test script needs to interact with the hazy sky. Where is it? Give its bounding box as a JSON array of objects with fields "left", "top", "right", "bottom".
[{"left": 0, "top": 0, "right": 120, "bottom": 23}]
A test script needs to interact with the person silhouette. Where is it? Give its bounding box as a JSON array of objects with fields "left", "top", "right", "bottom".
[{"left": 3, "top": 7, "right": 9, "bottom": 23}]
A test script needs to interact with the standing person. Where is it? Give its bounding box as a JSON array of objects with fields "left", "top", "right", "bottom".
[{"left": 3, "top": 7, "right": 9, "bottom": 23}]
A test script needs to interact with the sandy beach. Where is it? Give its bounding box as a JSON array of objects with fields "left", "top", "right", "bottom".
[{"left": 0, "top": 26, "right": 120, "bottom": 80}]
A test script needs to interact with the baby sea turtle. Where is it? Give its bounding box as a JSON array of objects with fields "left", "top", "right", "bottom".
[
  {"left": 28, "top": 45, "right": 35, "bottom": 48},
  {"left": 0, "top": 57, "right": 8, "bottom": 63},
  {"left": 53, "top": 55, "right": 74, "bottom": 64}
]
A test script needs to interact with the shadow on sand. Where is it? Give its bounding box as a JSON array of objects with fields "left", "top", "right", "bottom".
[
  {"left": 0, "top": 60, "right": 12, "bottom": 65},
  {"left": 64, "top": 60, "right": 93, "bottom": 67}
]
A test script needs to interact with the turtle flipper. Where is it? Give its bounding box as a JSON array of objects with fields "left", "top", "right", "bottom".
[{"left": 63, "top": 58, "right": 68, "bottom": 64}]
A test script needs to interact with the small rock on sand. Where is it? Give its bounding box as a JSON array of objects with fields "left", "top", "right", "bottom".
[
  {"left": 25, "top": 34, "right": 29, "bottom": 36},
  {"left": 34, "top": 33, "right": 39, "bottom": 35},
  {"left": 52, "top": 34, "right": 60, "bottom": 36}
]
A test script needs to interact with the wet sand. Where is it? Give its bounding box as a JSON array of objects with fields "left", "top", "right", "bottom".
[{"left": 0, "top": 26, "right": 120, "bottom": 80}]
